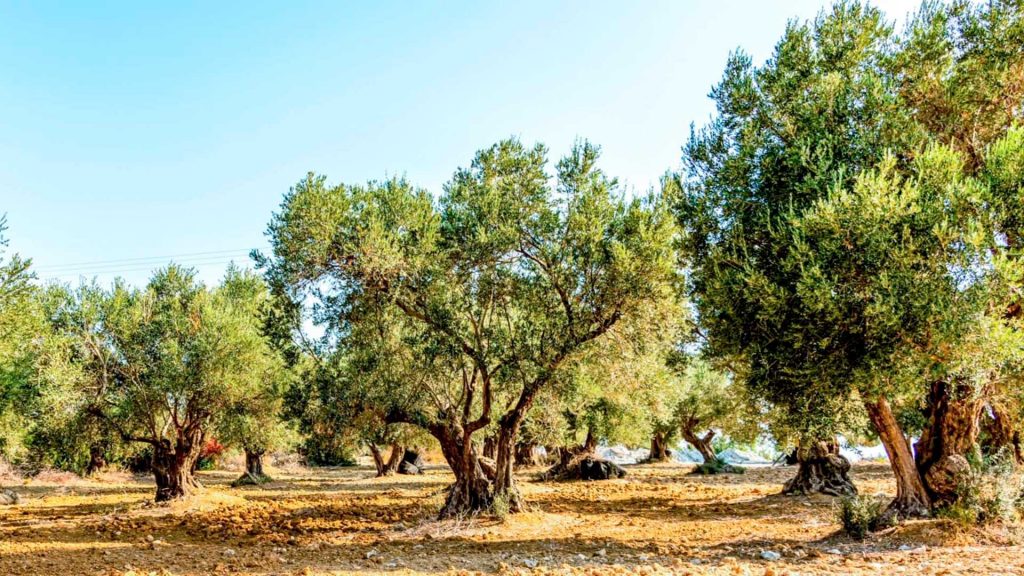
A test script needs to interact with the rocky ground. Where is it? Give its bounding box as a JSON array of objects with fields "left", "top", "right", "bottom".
[{"left": 0, "top": 462, "right": 1020, "bottom": 575}]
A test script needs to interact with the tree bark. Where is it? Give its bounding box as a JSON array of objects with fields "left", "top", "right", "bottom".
[
  {"left": 649, "top": 430, "right": 671, "bottom": 462},
  {"left": 152, "top": 434, "right": 202, "bottom": 502},
  {"left": 436, "top": 426, "right": 494, "bottom": 518},
  {"left": 582, "top": 425, "right": 598, "bottom": 453},
  {"left": 915, "top": 379, "right": 983, "bottom": 507},
  {"left": 369, "top": 443, "right": 404, "bottom": 477},
  {"left": 482, "top": 435, "right": 497, "bottom": 460},
  {"left": 682, "top": 427, "right": 718, "bottom": 466},
  {"left": 85, "top": 444, "right": 107, "bottom": 476},
  {"left": 864, "top": 397, "right": 930, "bottom": 519},
  {"left": 514, "top": 442, "right": 543, "bottom": 468},
  {"left": 782, "top": 439, "right": 857, "bottom": 497}
]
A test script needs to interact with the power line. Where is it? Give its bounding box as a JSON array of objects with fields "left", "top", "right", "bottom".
[
  {"left": 36, "top": 246, "right": 272, "bottom": 282},
  {"left": 34, "top": 247, "right": 269, "bottom": 272}
]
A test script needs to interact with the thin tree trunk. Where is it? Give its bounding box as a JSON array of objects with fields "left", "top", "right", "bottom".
[
  {"left": 369, "top": 443, "right": 385, "bottom": 475},
  {"left": 864, "top": 397, "right": 930, "bottom": 519},
  {"left": 782, "top": 439, "right": 856, "bottom": 497},
  {"left": 582, "top": 425, "right": 598, "bottom": 454},
  {"left": 915, "top": 379, "right": 983, "bottom": 507}
]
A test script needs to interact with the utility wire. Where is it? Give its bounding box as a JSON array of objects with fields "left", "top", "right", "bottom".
[
  {"left": 34, "top": 247, "right": 269, "bottom": 272},
  {"left": 36, "top": 247, "right": 271, "bottom": 281}
]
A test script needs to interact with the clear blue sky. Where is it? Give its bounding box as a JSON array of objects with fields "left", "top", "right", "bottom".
[{"left": 1, "top": 0, "right": 920, "bottom": 287}]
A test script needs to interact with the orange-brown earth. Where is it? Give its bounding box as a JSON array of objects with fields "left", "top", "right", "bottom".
[{"left": 0, "top": 462, "right": 1020, "bottom": 575}]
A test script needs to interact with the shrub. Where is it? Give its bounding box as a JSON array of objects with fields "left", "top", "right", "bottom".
[
  {"left": 836, "top": 495, "right": 885, "bottom": 540},
  {"left": 491, "top": 491, "right": 511, "bottom": 521},
  {"left": 938, "top": 450, "right": 1022, "bottom": 526},
  {"left": 197, "top": 438, "right": 226, "bottom": 470},
  {"left": 692, "top": 460, "right": 745, "bottom": 475}
]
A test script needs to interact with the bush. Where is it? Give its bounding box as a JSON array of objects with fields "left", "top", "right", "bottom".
[
  {"left": 938, "top": 450, "right": 1022, "bottom": 526},
  {"left": 197, "top": 438, "right": 226, "bottom": 470},
  {"left": 692, "top": 460, "right": 745, "bottom": 475},
  {"left": 491, "top": 491, "right": 511, "bottom": 521},
  {"left": 836, "top": 495, "right": 885, "bottom": 540}
]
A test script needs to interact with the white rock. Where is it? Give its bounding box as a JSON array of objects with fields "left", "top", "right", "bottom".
[
  {"left": 524, "top": 559, "right": 538, "bottom": 568},
  {"left": 760, "top": 550, "right": 781, "bottom": 561},
  {"left": 595, "top": 548, "right": 607, "bottom": 557},
  {"left": 827, "top": 548, "right": 842, "bottom": 555},
  {"left": 365, "top": 549, "right": 378, "bottom": 559},
  {"left": 223, "top": 548, "right": 236, "bottom": 557}
]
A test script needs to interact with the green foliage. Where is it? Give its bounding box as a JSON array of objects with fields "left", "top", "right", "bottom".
[
  {"left": 491, "top": 490, "right": 511, "bottom": 522},
  {"left": 836, "top": 495, "right": 886, "bottom": 540},
  {"left": 0, "top": 215, "right": 43, "bottom": 462},
  {"left": 676, "top": 0, "right": 1024, "bottom": 449},
  {"left": 262, "top": 137, "right": 679, "bottom": 497},
  {"left": 45, "top": 264, "right": 288, "bottom": 466},
  {"left": 937, "top": 450, "right": 1023, "bottom": 526},
  {"left": 214, "top": 265, "right": 296, "bottom": 458}
]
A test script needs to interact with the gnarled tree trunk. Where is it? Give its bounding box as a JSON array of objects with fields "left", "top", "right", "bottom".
[
  {"left": 915, "top": 379, "right": 983, "bottom": 508},
  {"left": 864, "top": 397, "right": 930, "bottom": 519},
  {"left": 152, "top": 433, "right": 203, "bottom": 502},
  {"left": 436, "top": 426, "right": 494, "bottom": 518},
  {"left": 85, "top": 443, "right": 107, "bottom": 476},
  {"left": 232, "top": 448, "right": 272, "bottom": 487},
  {"left": 682, "top": 427, "right": 718, "bottom": 466},
  {"left": 782, "top": 439, "right": 856, "bottom": 497},
  {"left": 649, "top": 429, "right": 671, "bottom": 462},
  {"left": 540, "top": 424, "right": 626, "bottom": 481},
  {"left": 482, "top": 435, "right": 497, "bottom": 460},
  {"left": 514, "top": 442, "right": 543, "bottom": 468}
]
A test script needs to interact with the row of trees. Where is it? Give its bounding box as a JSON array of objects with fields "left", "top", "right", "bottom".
[{"left": 2, "top": 0, "right": 1022, "bottom": 528}]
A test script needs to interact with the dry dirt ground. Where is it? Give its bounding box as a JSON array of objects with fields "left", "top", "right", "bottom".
[{"left": 1, "top": 462, "right": 1021, "bottom": 576}]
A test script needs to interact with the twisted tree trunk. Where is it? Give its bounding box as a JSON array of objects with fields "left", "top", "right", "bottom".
[
  {"left": 682, "top": 428, "right": 718, "bottom": 466},
  {"left": 437, "top": 426, "right": 494, "bottom": 518},
  {"left": 915, "top": 379, "right": 983, "bottom": 508},
  {"left": 648, "top": 429, "right": 671, "bottom": 462},
  {"left": 782, "top": 439, "right": 856, "bottom": 497},
  {"left": 85, "top": 444, "right": 107, "bottom": 476},
  {"left": 514, "top": 442, "right": 543, "bottom": 468},
  {"left": 152, "top": 433, "right": 203, "bottom": 502}
]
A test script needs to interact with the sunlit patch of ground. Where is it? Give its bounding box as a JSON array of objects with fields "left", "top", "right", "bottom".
[{"left": 0, "top": 462, "right": 1020, "bottom": 575}]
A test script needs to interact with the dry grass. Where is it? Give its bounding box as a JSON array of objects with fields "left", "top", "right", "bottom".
[{"left": 0, "top": 462, "right": 1020, "bottom": 575}]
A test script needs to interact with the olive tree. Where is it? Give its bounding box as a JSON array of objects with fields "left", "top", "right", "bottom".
[
  {"left": 62, "top": 265, "right": 283, "bottom": 501},
  {"left": 263, "top": 139, "right": 678, "bottom": 516},
  {"left": 676, "top": 0, "right": 1024, "bottom": 518},
  {"left": 214, "top": 266, "right": 293, "bottom": 485},
  {"left": 0, "top": 217, "right": 40, "bottom": 503}
]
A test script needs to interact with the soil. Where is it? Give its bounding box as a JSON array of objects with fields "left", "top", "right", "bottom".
[{"left": 1, "top": 462, "right": 1020, "bottom": 575}]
